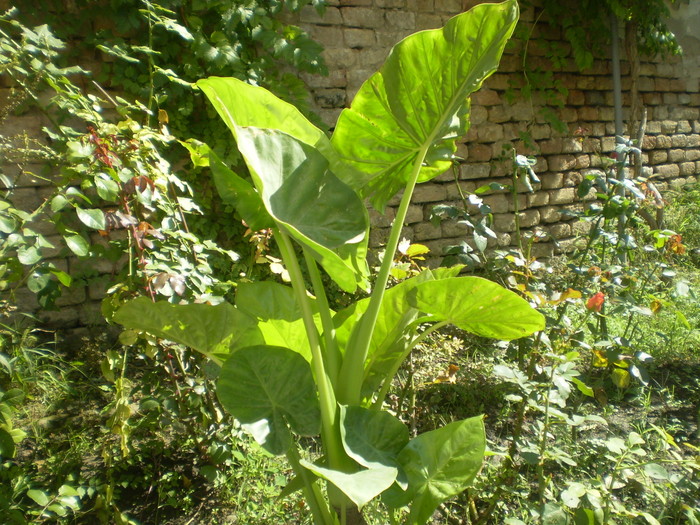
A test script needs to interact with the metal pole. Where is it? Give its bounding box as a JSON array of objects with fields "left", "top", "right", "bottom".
[{"left": 611, "top": 12, "right": 624, "bottom": 141}]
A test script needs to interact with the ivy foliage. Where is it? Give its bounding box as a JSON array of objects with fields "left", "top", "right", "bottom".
[
  {"left": 531, "top": 0, "right": 683, "bottom": 71},
  {"left": 20, "top": 0, "right": 328, "bottom": 145}
]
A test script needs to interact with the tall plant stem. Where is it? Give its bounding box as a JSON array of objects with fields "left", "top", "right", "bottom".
[
  {"left": 338, "top": 143, "right": 430, "bottom": 405},
  {"left": 372, "top": 320, "right": 449, "bottom": 409},
  {"left": 511, "top": 163, "right": 523, "bottom": 252},
  {"left": 287, "top": 444, "right": 335, "bottom": 525},
  {"left": 275, "top": 230, "right": 344, "bottom": 470},
  {"left": 304, "top": 247, "right": 341, "bottom": 385},
  {"left": 536, "top": 363, "right": 557, "bottom": 519}
]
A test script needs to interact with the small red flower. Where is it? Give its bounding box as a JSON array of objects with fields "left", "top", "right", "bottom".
[{"left": 586, "top": 292, "right": 605, "bottom": 312}]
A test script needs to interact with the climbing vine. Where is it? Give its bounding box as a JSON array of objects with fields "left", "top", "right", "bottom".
[{"left": 511, "top": 0, "right": 685, "bottom": 143}]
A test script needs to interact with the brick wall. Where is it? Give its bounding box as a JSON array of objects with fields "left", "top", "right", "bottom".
[
  {"left": 3, "top": 0, "right": 699, "bottom": 327},
  {"left": 296, "top": 0, "right": 700, "bottom": 261}
]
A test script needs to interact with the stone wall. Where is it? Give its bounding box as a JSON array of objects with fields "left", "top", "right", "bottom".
[{"left": 296, "top": 0, "right": 700, "bottom": 261}]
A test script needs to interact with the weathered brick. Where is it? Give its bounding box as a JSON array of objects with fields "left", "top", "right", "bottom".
[
  {"left": 655, "top": 164, "right": 680, "bottom": 178},
  {"left": 344, "top": 28, "right": 375, "bottom": 47},
  {"left": 477, "top": 123, "right": 504, "bottom": 142},
  {"left": 541, "top": 172, "right": 564, "bottom": 190},
  {"left": 493, "top": 213, "right": 516, "bottom": 232},
  {"left": 540, "top": 138, "right": 562, "bottom": 155},
  {"left": 459, "top": 162, "right": 491, "bottom": 180},
  {"left": 483, "top": 193, "right": 509, "bottom": 214},
  {"left": 376, "top": 0, "right": 406, "bottom": 7},
  {"left": 301, "top": 69, "right": 346, "bottom": 89},
  {"left": 678, "top": 120, "right": 693, "bottom": 133},
  {"left": 434, "top": 0, "right": 461, "bottom": 12},
  {"left": 322, "top": 48, "right": 358, "bottom": 69},
  {"left": 601, "top": 136, "right": 616, "bottom": 152},
  {"left": 529, "top": 124, "right": 551, "bottom": 140},
  {"left": 687, "top": 149, "right": 700, "bottom": 161},
  {"left": 549, "top": 187, "right": 576, "bottom": 205},
  {"left": 301, "top": 5, "right": 342, "bottom": 24},
  {"left": 669, "top": 149, "right": 686, "bottom": 162},
  {"left": 471, "top": 105, "right": 488, "bottom": 125},
  {"left": 519, "top": 209, "right": 540, "bottom": 228},
  {"left": 528, "top": 191, "right": 550, "bottom": 207},
  {"left": 413, "top": 183, "right": 447, "bottom": 203},
  {"left": 340, "top": 0, "right": 373, "bottom": 5},
  {"left": 440, "top": 220, "right": 470, "bottom": 239},
  {"left": 472, "top": 89, "right": 501, "bottom": 106},
  {"left": 468, "top": 144, "right": 492, "bottom": 162},
  {"left": 649, "top": 150, "right": 668, "bottom": 164},
  {"left": 655, "top": 135, "right": 672, "bottom": 148},
  {"left": 661, "top": 120, "right": 678, "bottom": 134},
  {"left": 415, "top": 14, "right": 444, "bottom": 30},
  {"left": 548, "top": 155, "right": 577, "bottom": 171},
  {"left": 540, "top": 206, "right": 562, "bottom": 223},
  {"left": 561, "top": 137, "right": 583, "bottom": 153},
  {"left": 571, "top": 220, "right": 591, "bottom": 236},
  {"left": 548, "top": 222, "right": 571, "bottom": 239},
  {"left": 488, "top": 105, "right": 512, "bottom": 123},
  {"left": 341, "top": 7, "right": 383, "bottom": 27},
  {"left": 385, "top": 11, "right": 415, "bottom": 30},
  {"left": 564, "top": 171, "right": 582, "bottom": 187},
  {"left": 404, "top": 204, "right": 423, "bottom": 224},
  {"left": 680, "top": 162, "right": 696, "bottom": 176},
  {"left": 311, "top": 25, "right": 344, "bottom": 47},
  {"left": 578, "top": 107, "right": 600, "bottom": 121},
  {"left": 414, "top": 221, "right": 442, "bottom": 241}
]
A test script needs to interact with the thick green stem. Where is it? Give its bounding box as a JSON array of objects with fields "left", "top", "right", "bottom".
[
  {"left": 304, "top": 247, "right": 341, "bottom": 386},
  {"left": 337, "top": 144, "right": 430, "bottom": 405},
  {"left": 286, "top": 444, "right": 335, "bottom": 525},
  {"left": 275, "top": 230, "right": 343, "bottom": 467},
  {"left": 372, "top": 320, "right": 449, "bottom": 409}
]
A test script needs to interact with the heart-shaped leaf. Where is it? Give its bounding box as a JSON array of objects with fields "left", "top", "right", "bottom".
[
  {"left": 340, "top": 405, "right": 409, "bottom": 471},
  {"left": 300, "top": 460, "right": 397, "bottom": 509},
  {"left": 386, "top": 416, "right": 486, "bottom": 524},
  {"left": 408, "top": 276, "right": 545, "bottom": 340},
  {"left": 209, "top": 147, "right": 272, "bottom": 231},
  {"left": 196, "top": 76, "right": 356, "bottom": 181},
  {"left": 331, "top": 0, "right": 519, "bottom": 211},
  {"left": 233, "top": 281, "right": 321, "bottom": 362},
  {"left": 235, "top": 126, "right": 369, "bottom": 292},
  {"left": 114, "top": 297, "right": 255, "bottom": 363},
  {"left": 217, "top": 345, "right": 320, "bottom": 455}
]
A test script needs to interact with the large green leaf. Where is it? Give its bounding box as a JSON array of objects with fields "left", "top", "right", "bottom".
[
  {"left": 339, "top": 406, "right": 409, "bottom": 470},
  {"left": 300, "top": 460, "right": 397, "bottom": 509},
  {"left": 235, "top": 126, "right": 369, "bottom": 292},
  {"left": 233, "top": 281, "right": 320, "bottom": 362},
  {"left": 217, "top": 345, "right": 320, "bottom": 455},
  {"left": 386, "top": 416, "right": 486, "bottom": 524},
  {"left": 334, "top": 267, "right": 462, "bottom": 399},
  {"left": 407, "top": 276, "right": 545, "bottom": 340},
  {"left": 209, "top": 147, "right": 272, "bottom": 231},
  {"left": 113, "top": 297, "right": 255, "bottom": 363},
  {"left": 331, "top": 0, "right": 519, "bottom": 210},
  {"left": 196, "top": 76, "right": 358, "bottom": 183}
]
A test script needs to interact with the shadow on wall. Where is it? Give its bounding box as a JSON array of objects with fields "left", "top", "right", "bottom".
[{"left": 667, "top": 1, "right": 700, "bottom": 87}]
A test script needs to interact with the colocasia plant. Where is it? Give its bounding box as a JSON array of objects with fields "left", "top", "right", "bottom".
[{"left": 115, "top": 2, "right": 545, "bottom": 523}]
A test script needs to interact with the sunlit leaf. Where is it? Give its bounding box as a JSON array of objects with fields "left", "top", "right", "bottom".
[
  {"left": 217, "top": 345, "right": 320, "bottom": 455},
  {"left": 331, "top": 0, "right": 518, "bottom": 210}
]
